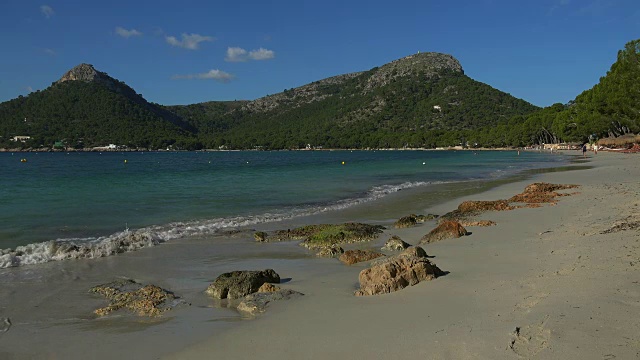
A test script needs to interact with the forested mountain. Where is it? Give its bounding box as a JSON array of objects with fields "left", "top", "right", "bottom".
[
  {"left": 0, "top": 64, "right": 197, "bottom": 149},
  {"left": 167, "top": 52, "right": 539, "bottom": 149},
  {"left": 466, "top": 39, "right": 640, "bottom": 147},
  {"left": 1, "top": 39, "right": 638, "bottom": 150}
]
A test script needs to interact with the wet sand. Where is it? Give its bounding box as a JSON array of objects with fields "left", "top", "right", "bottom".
[{"left": 2, "top": 151, "right": 639, "bottom": 359}]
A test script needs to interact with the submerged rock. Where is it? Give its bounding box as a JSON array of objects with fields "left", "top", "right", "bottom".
[
  {"left": 419, "top": 220, "right": 468, "bottom": 244},
  {"left": 339, "top": 249, "right": 385, "bottom": 265},
  {"left": 381, "top": 235, "right": 411, "bottom": 251},
  {"left": 206, "top": 269, "right": 280, "bottom": 299},
  {"left": 355, "top": 246, "right": 444, "bottom": 296},
  {"left": 237, "top": 289, "right": 304, "bottom": 316},
  {"left": 89, "top": 279, "right": 185, "bottom": 317}
]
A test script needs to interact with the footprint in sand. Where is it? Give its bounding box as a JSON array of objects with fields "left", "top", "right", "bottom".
[
  {"left": 0, "top": 318, "right": 11, "bottom": 333},
  {"left": 514, "top": 293, "right": 549, "bottom": 312},
  {"left": 509, "top": 317, "right": 551, "bottom": 357}
]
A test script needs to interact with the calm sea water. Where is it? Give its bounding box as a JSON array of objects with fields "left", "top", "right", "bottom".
[{"left": 0, "top": 150, "right": 568, "bottom": 267}]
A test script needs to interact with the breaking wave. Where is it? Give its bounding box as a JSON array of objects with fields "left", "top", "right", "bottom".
[{"left": 0, "top": 180, "right": 439, "bottom": 269}]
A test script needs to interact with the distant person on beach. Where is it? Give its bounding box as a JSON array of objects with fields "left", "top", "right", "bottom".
[
  {"left": 582, "top": 144, "right": 587, "bottom": 158},
  {"left": 594, "top": 144, "right": 598, "bottom": 154}
]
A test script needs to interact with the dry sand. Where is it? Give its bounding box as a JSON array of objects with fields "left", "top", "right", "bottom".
[{"left": 167, "top": 151, "right": 640, "bottom": 359}]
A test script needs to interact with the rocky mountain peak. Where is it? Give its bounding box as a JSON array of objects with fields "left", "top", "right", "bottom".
[
  {"left": 57, "top": 63, "right": 108, "bottom": 84},
  {"left": 364, "top": 52, "right": 463, "bottom": 91}
]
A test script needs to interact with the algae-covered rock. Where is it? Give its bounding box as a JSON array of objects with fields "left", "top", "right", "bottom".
[
  {"left": 381, "top": 235, "right": 411, "bottom": 251},
  {"left": 237, "top": 289, "right": 304, "bottom": 315},
  {"left": 355, "top": 246, "right": 444, "bottom": 296},
  {"left": 255, "top": 223, "right": 384, "bottom": 248},
  {"left": 90, "top": 279, "right": 184, "bottom": 317},
  {"left": 261, "top": 224, "right": 335, "bottom": 242},
  {"left": 254, "top": 231, "right": 268, "bottom": 242},
  {"left": 298, "top": 223, "right": 385, "bottom": 250},
  {"left": 419, "top": 220, "right": 468, "bottom": 244},
  {"left": 394, "top": 215, "right": 418, "bottom": 228},
  {"left": 339, "top": 250, "right": 385, "bottom": 265},
  {"left": 206, "top": 269, "right": 280, "bottom": 299}
]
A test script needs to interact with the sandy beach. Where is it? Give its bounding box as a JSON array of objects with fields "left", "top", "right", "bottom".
[
  {"left": 1, "top": 150, "right": 639, "bottom": 359},
  {"left": 167, "top": 151, "right": 640, "bottom": 359}
]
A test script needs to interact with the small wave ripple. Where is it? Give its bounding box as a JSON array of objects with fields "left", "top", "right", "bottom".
[{"left": 0, "top": 180, "right": 436, "bottom": 268}]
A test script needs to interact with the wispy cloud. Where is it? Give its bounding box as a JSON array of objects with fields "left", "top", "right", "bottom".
[
  {"left": 225, "top": 47, "right": 275, "bottom": 62},
  {"left": 40, "top": 5, "right": 54, "bottom": 18},
  {"left": 165, "top": 33, "right": 214, "bottom": 50},
  {"left": 548, "top": 0, "right": 570, "bottom": 15},
  {"left": 43, "top": 48, "right": 56, "bottom": 56},
  {"left": 115, "top": 27, "right": 143, "bottom": 38},
  {"left": 25, "top": 86, "right": 34, "bottom": 93},
  {"left": 171, "top": 69, "right": 235, "bottom": 82}
]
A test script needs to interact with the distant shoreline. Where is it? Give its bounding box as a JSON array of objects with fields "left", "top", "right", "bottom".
[{"left": 0, "top": 146, "right": 525, "bottom": 153}]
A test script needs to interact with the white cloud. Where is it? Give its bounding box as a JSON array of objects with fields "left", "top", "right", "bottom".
[
  {"left": 171, "top": 69, "right": 235, "bottom": 82},
  {"left": 225, "top": 47, "right": 248, "bottom": 62},
  {"left": 225, "top": 47, "right": 275, "bottom": 62},
  {"left": 43, "top": 48, "right": 56, "bottom": 56},
  {"left": 165, "top": 33, "right": 214, "bottom": 50},
  {"left": 115, "top": 27, "right": 143, "bottom": 38},
  {"left": 25, "top": 86, "right": 34, "bottom": 93},
  {"left": 249, "top": 47, "right": 275, "bottom": 60},
  {"left": 40, "top": 5, "right": 54, "bottom": 18}
]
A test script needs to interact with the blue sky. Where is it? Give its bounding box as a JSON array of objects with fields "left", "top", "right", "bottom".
[{"left": 0, "top": 0, "right": 638, "bottom": 107}]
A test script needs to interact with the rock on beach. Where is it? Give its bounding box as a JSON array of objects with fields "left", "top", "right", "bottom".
[
  {"left": 89, "top": 279, "right": 185, "bottom": 317},
  {"left": 237, "top": 289, "right": 304, "bottom": 316},
  {"left": 339, "top": 249, "right": 385, "bottom": 265},
  {"left": 355, "top": 246, "right": 444, "bottom": 296},
  {"left": 381, "top": 235, "right": 411, "bottom": 251},
  {"left": 419, "top": 220, "right": 468, "bottom": 244},
  {"left": 206, "top": 269, "right": 280, "bottom": 299}
]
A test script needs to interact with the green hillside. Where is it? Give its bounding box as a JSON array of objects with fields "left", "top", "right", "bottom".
[
  {"left": 0, "top": 64, "right": 197, "bottom": 150},
  {"left": 1, "top": 40, "right": 637, "bottom": 150},
  {"left": 168, "top": 53, "right": 539, "bottom": 149},
  {"left": 470, "top": 39, "right": 640, "bottom": 147}
]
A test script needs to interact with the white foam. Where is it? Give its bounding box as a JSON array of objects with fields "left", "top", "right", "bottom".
[{"left": 0, "top": 180, "right": 442, "bottom": 269}]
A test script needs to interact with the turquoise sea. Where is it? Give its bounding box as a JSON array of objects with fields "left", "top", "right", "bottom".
[{"left": 0, "top": 150, "right": 568, "bottom": 268}]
